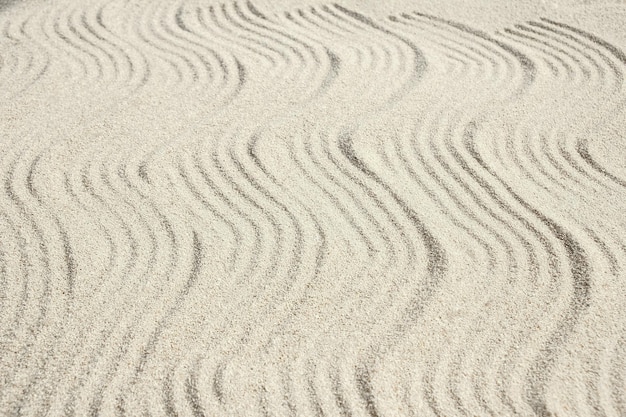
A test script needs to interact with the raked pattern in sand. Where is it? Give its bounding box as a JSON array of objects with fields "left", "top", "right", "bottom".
[{"left": 1, "top": 0, "right": 626, "bottom": 416}]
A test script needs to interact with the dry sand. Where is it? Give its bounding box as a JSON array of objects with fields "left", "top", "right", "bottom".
[{"left": 1, "top": 0, "right": 626, "bottom": 415}]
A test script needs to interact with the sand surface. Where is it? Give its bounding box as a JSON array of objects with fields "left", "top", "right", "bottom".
[{"left": 1, "top": 0, "right": 626, "bottom": 416}]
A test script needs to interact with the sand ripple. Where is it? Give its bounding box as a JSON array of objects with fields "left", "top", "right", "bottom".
[{"left": 1, "top": 0, "right": 625, "bottom": 416}]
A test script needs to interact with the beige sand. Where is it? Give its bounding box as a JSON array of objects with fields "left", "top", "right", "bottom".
[{"left": 1, "top": 0, "right": 625, "bottom": 415}]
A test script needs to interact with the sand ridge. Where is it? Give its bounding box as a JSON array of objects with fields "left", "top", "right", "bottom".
[{"left": 1, "top": 0, "right": 625, "bottom": 416}]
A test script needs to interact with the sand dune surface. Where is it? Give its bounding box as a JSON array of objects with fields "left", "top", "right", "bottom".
[{"left": 1, "top": 0, "right": 626, "bottom": 416}]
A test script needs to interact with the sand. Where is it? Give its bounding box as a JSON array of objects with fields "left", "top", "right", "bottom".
[{"left": 1, "top": 0, "right": 625, "bottom": 415}]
